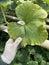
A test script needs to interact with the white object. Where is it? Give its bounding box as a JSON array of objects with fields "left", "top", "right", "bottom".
[
  {"left": 1, "top": 37, "right": 22, "bottom": 64},
  {"left": 41, "top": 40, "right": 49, "bottom": 49},
  {"left": 17, "top": 21, "right": 25, "bottom": 25},
  {"left": 0, "top": 25, "right": 8, "bottom": 33}
]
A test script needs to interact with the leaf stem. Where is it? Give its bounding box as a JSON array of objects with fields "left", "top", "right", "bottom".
[
  {"left": 1, "top": 6, "right": 8, "bottom": 24},
  {"left": 46, "top": 18, "right": 49, "bottom": 23},
  {"left": 6, "top": 15, "right": 19, "bottom": 21},
  {"left": 45, "top": 25, "right": 49, "bottom": 30}
]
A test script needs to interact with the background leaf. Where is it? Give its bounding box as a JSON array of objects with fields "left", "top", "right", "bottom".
[{"left": 0, "top": 6, "right": 5, "bottom": 24}]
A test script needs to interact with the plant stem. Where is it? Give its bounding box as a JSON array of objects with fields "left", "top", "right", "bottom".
[
  {"left": 45, "top": 25, "right": 49, "bottom": 29},
  {"left": 46, "top": 18, "right": 49, "bottom": 23},
  {"left": 41, "top": 40, "right": 49, "bottom": 49},
  {"left": 1, "top": 6, "right": 8, "bottom": 24},
  {"left": 6, "top": 15, "right": 19, "bottom": 21}
]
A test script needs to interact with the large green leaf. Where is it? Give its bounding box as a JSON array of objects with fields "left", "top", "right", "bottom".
[
  {"left": 16, "top": 1, "right": 47, "bottom": 24},
  {"left": 8, "top": 21, "right": 48, "bottom": 47},
  {"left": 8, "top": 2, "right": 48, "bottom": 47}
]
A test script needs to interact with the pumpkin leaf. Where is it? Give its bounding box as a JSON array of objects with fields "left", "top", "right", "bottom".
[
  {"left": 8, "top": 20, "right": 48, "bottom": 47},
  {"left": 8, "top": 2, "right": 48, "bottom": 47},
  {"left": 16, "top": 1, "right": 47, "bottom": 24}
]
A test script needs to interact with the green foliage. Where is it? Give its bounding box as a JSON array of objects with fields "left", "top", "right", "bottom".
[
  {"left": 45, "top": 0, "right": 49, "bottom": 5},
  {"left": 27, "top": 61, "right": 38, "bottom": 65},
  {"left": 0, "top": 7, "right": 5, "bottom": 24},
  {"left": 47, "top": 62, "right": 49, "bottom": 65},
  {"left": 11, "top": 46, "right": 49, "bottom": 65},
  {"left": 36, "top": 0, "right": 49, "bottom": 12},
  {"left": 0, "top": 0, "right": 13, "bottom": 8},
  {"left": 8, "top": 2, "right": 48, "bottom": 47},
  {"left": 34, "top": 53, "right": 43, "bottom": 62},
  {"left": 40, "top": 60, "right": 46, "bottom": 65},
  {"left": 29, "top": 0, "right": 49, "bottom": 12},
  {"left": 0, "top": 0, "right": 49, "bottom": 65},
  {"left": 0, "top": 31, "right": 9, "bottom": 52}
]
